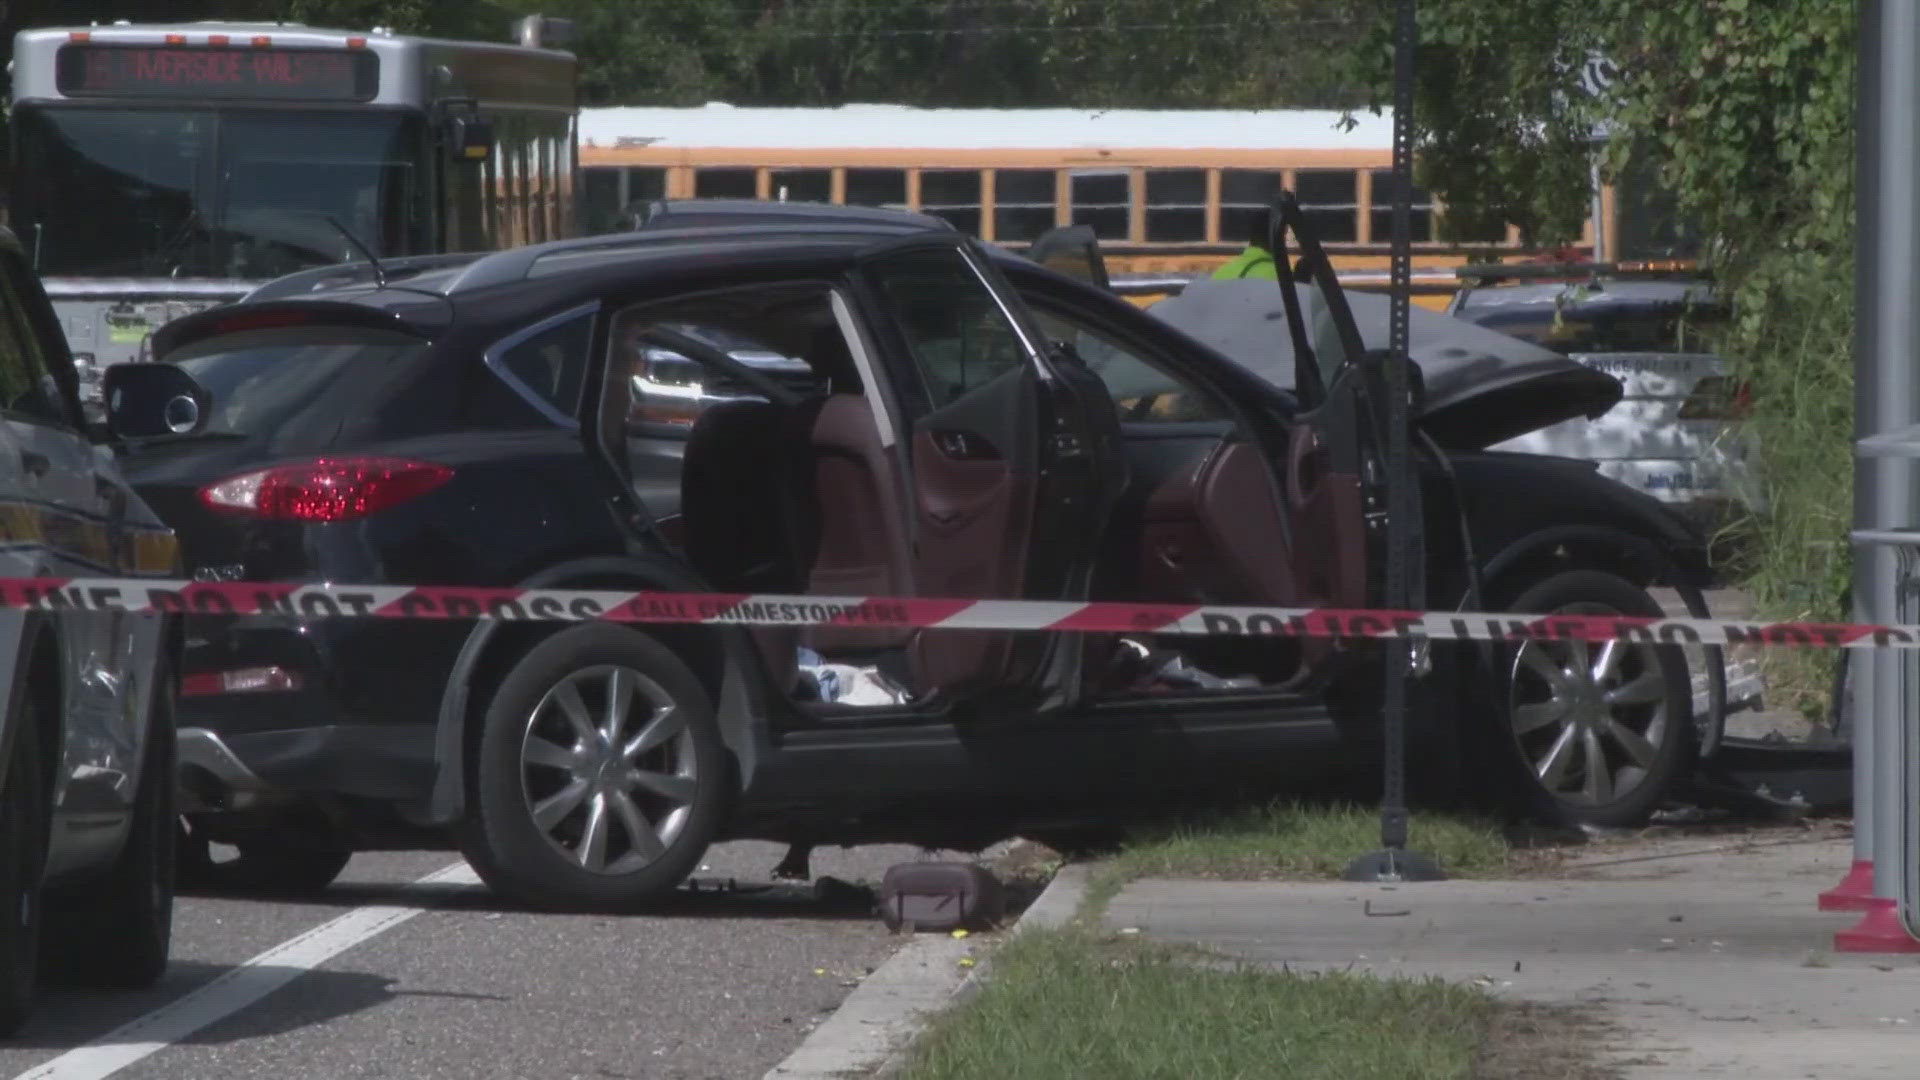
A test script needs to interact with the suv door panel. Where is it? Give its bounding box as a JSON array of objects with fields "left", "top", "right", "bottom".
[
  {"left": 859, "top": 241, "right": 1121, "bottom": 701},
  {"left": 1271, "top": 193, "right": 1393, "bottom": 625},
  {"left": 1286, "top": 376, "right": 1369, "bottom": 608}
]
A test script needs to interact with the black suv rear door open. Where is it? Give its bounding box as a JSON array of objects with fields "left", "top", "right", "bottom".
[{"left": 854, "top": 237, "right": 1124, "bottom": 703}]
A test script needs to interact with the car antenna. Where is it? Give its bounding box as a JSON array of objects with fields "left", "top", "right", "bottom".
[{"left": 326, "top": 216, "right": 388, "bottom": 289}]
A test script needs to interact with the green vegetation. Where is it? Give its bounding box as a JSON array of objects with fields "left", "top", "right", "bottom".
[
  {"left": 900, "top": 927, "right": 1495, "bottom": 1080},
  {"left": 1391, "top": 1, "right": 1858, "bottom": 711},
  {"left": 14, "top": 1, "right": 1373, "bottom": 112},
  {"left": 1090, "top": 800, "right": 1515, "bottom": 894}
]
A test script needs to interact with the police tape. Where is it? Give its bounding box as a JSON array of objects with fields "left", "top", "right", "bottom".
[{"left": 0, "top": 576, "right": 1908, "bottom": 649}]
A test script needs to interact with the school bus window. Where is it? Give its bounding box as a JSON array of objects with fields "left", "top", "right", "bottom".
[
  {"left": 770, "top": 168, "right": 831, "bottom": 204},
  {"left": 531, "top": 129, "right": 550, "bottom": 241},
  {"left": 624, "top": 167, "right": 666, "bottom": 203},
  {"left": 1219, "top": 169, "right": 1283, "bottom": 247},
  {"left": 1367, "top": 169, "right": 1434, "bottom": 243},
  {"left": 920, "top": 169, "right": 982, "bottom": 236},
  {"left": 1070, "top": 169, "right": 1130, "bottom": 241},
  {"left": 1295, "top": 169, "right": 1358, "bottom": 243},
  {"left": 994, "top": 168, "right": 1056, "bottom": 243},
  {"left": 694, "top": 167, "right": 756, "bottom": 199},
  {"left": 583, "top": 168, "right": 620, "bottom": 230},
  {"left": 846, "top": 168, "right": 907, "bottom": 208},
  {"left": 1145, "top": 169, "right": 1207, "bottom": 243}
]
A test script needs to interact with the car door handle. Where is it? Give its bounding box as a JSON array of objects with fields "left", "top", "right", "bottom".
[
  {"left": 19, "top": 450, "right": 49, "bottom": 479},
  {"left": 931, "top": 430, "right": 998, "bottom": 461}
]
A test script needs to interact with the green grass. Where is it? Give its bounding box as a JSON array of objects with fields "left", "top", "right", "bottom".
[
  {"left": 1712, "top": 252, "right": 1854, "bottom": 720},
  {"left": 1089, "top": 801, "right": 1515, "bottom": 898},
  {"left": 899, "top": 927, "right": 1495, "bottom": 1080}
]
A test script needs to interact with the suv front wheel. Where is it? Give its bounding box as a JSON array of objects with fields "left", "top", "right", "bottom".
[
  {"left": 1486, "top": 570, "right": 1694, "bottom": 830},
  {"left": 459, "top": 625, "right": 728, "bottom": 911}
]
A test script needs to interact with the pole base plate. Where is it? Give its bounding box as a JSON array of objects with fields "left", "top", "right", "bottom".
[
  {"left": 1834, "top": 898, "right": 1920, "bottom": 953},
  {"left": 1819, "top": 859, "right": 1879, "bottom": 912},
  {"left": 1343, "top": 848, "right": 1447, "bottom": 883}
]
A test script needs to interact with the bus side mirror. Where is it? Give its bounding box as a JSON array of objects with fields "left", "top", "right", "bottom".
[{"left": 446, "top": 113, "right": 494, "bottom": 164}]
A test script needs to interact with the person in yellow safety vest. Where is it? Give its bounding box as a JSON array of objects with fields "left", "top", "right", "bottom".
[{"left": 1211, "top": 207, "right": 1280, "bottom": 280}]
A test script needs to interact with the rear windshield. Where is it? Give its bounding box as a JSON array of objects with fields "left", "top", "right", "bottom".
[{"left": 164, "top": 325, "right": 430, "bottom": 447}]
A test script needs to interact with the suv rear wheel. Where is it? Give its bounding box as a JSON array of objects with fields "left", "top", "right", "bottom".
[
  {"left": 43, "top": 661, "right": 176, "bottom": 989},
  {"left": 1484, "top": 570, "right": 1693, "bottom": 829},
  {"left": 459, "top": 625, "right": 727, "bottom": 911}
]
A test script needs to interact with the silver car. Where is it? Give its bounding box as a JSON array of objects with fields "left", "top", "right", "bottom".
[
  {"left": 1447, "top": 274, "right": 1763, "bottom": 528},
  {"left": 0, "top": 228, "right": 189, "bottom": 1035}
]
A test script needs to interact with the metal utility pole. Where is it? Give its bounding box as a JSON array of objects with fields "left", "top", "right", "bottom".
[
  {"left": 1346, "top": 0, "right": 1444, "bottom": 884},
  {"left": 1830, "top": 0, "right": 1920, "bottom": 950}
]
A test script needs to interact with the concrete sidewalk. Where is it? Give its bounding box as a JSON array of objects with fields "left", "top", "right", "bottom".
[{"left": 1105, "top": 835, "right": 1918, "bottom": 1079}]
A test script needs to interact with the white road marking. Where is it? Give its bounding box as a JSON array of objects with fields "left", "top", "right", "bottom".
[{"left": 15, "top": 861, "right": 480, "bottom": 1080}]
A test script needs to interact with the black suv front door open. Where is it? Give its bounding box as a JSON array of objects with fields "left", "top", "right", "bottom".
[{"left": 1269, "top": 195, "right": 1383, "bottom": 619}]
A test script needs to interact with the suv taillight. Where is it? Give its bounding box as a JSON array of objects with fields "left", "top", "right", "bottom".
[
  {"left": 1677, "top": 376, "right": 1754, "bottom": 421},
  {"left": 199, "top": 458, "right": 454, "bottom": 522}
]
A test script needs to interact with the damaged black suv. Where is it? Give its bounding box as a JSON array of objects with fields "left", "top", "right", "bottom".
[{"left": 117, "top": 198, "right": 1716, "bottom": 910}]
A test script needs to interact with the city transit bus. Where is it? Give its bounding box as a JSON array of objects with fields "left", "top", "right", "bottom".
[
  {"left": 7, "top": 16, "right": 581, "bottom": 393},
  {"left": 578, "top": 103, "right": 1689, "bottom": 309}
]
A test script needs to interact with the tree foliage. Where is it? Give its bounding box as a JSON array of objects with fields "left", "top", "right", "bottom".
[
  {"left": 1386, "top": 0, "right": 1857, "bottom": 708},
  {"left": 480, "top": 0, "right": 1374, "bottom": 109}
]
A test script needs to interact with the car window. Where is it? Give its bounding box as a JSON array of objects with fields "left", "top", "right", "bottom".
[
  {"left": 491, "top": 311, "right": 593, "bottom": 425},
  {"left": 1303, "top": 279, "right": 1351, "bottom": 390},
  {"left": 1030, "top": 307, "right": 1228, "bottom": 423},
  {"left": 867, "top": 246, "right": 1030, "bottom": 408},
  {"left": 0, "top": 270, "right": 70, "bottom": 427},
  {"left": 167, "top": 325, "right": 432, "bottom": 449},
  {"left": 608, "top": 315, "right": 823, "bottom": 432}
]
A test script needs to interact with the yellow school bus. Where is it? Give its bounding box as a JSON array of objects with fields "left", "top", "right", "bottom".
[{"left": 578, "top": 104, "right": 1619, "bottom": 309}]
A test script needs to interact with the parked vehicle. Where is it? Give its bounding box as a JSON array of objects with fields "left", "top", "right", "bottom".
[
  {"left": 120, "top": 199, "right": 1712, "bottom": 912},
  {"left": 1445, "top": 265, "right": 1760, "bottom": 531},
  {"left": 0, "top": 229, "right": 185, "bottom": 1034}
]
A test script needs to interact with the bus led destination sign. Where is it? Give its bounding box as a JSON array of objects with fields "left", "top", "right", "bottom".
[{"left": 56, "top": 45, "right": 379, "bottom": 101}]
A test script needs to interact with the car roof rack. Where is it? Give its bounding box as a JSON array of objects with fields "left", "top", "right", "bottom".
[
  {"left": 439, "top": 219, "right": 939, "bottom": 295},
  {"left": 243, "top": 252, "right": 488, "bottom": 303},
  {"left": 1454, "top": 258, "right": 1707, "bottom": 286}
]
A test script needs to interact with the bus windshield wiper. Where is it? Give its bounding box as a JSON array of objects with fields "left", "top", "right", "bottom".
[{"left": 326, "top": 216, "right": 387, "bottom": 288}]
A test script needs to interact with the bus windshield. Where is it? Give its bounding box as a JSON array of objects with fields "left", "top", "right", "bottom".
[{"left": 12, "top": 106, "right": 430, "bottom": 280}]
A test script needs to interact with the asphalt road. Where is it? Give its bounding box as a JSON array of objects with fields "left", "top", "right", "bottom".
[{"left": 3, "top": 841, "right": 935, "bottom": 1080}]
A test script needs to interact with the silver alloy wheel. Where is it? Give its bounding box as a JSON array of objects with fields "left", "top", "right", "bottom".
[
  {"left": 1507, "top": 601, "right": 1672, "bottom": 807},
  {"left": 518, "top": 665, "right": 698, "bottom": 875}
]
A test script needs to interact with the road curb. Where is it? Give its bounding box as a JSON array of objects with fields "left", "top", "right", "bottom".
[{"left": 762, "top": 861, "right": 1092, "bottom": 1080}]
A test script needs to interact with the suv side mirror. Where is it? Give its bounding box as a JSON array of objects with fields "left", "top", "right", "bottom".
[{"left": 103, "top": 363, "right": 210, "bottom": 440}]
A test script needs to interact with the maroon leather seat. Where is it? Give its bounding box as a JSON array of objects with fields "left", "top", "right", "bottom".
[
  {"left": 1139, "top": 439, "right": 1296, "bottom": 606},
  {"left": 680, "top": 397, "right": 821, "bottom": 695},
  {"left": 1192, "top": 440, "right": 1298, "bottom": 605},
  {"left": 802, "top": 328, "right": 916, "bottom": 655}
]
